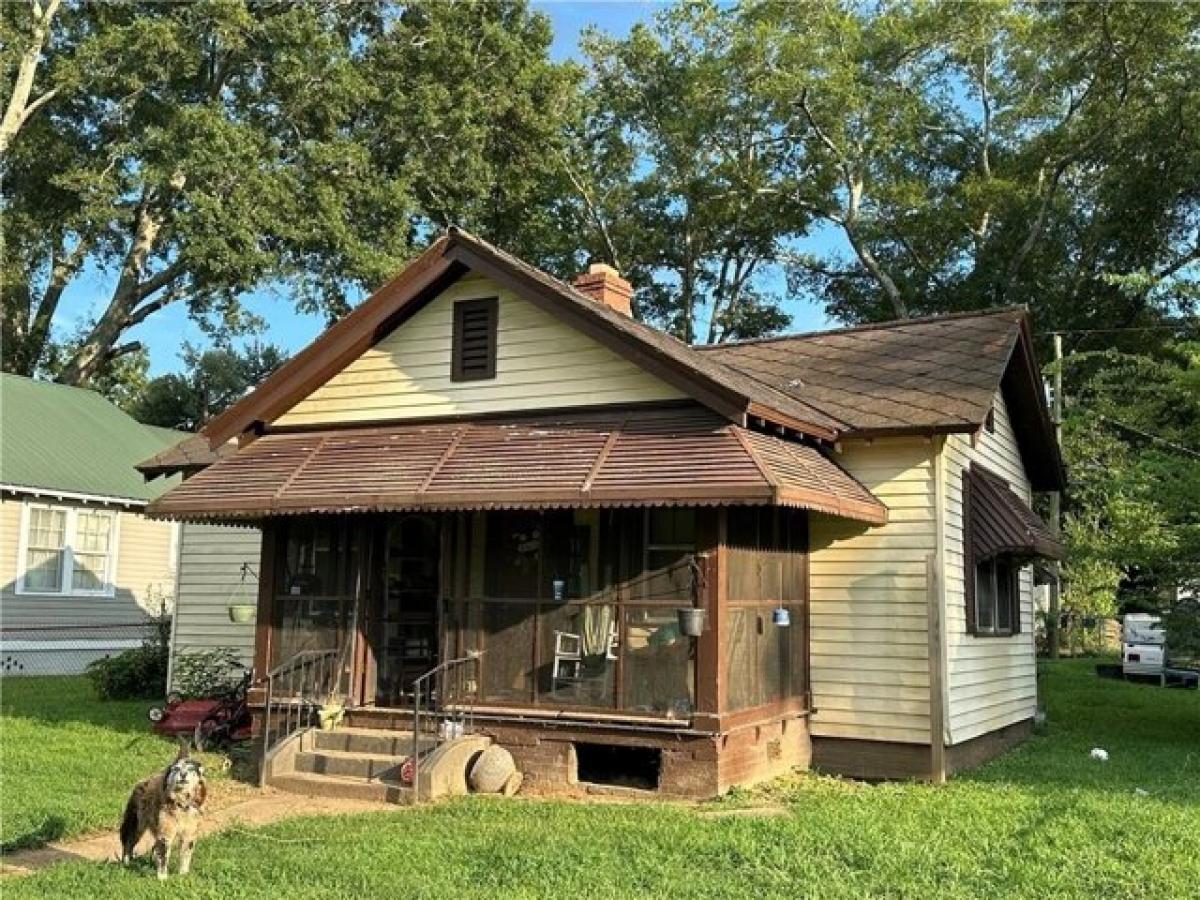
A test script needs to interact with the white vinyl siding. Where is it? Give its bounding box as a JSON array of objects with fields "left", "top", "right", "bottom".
[
  {"left": 274, "top": 273, "right": 685, "bottom": 427},
  {"left": 940, "top": 390, "right": 1038, "bottom": 744},
  {"left": 168, "top": 523, "right": 261, "bottom": 690},
  {"left": 809, "top": 438, "right": 936, "bottom": 744}
]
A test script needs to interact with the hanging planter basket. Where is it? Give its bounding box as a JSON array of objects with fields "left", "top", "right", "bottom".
[
  {"left": 677, "top": 608, "right": 706, "bottom": 637},
  {"left": 228, "top": 604, "right": 256, "bottom": 623}
]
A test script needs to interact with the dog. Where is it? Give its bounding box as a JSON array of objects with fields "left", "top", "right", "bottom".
[{"left": 120, "top": 741, "right": 207, "bottom": 879}]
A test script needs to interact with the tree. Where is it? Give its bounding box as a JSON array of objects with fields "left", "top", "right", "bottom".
[
  {"left": 2, "top": 1, "right": 578, "bottom": 385},
  {"left": 746, "top": 0, "right": 1200, "bottom": 331},
  {"left": 566, "top": 2, "right": 804, "bottom": 343},
  {"left": 1059, "top": 340, "right": 1200, "bottom": 615},
  {"left": 129, "top": 343, "right": 287, "bottom": 432}
]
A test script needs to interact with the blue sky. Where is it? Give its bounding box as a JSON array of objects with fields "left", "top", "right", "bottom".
[{"left": 59, "top": 1, "right": 838, "bottom": 378}]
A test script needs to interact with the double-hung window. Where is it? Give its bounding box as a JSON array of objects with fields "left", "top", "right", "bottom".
[
  {"left": 973, "top": 557, "right": 1019, "bottom": 637},
  {"left": 18, "top": 503, "right": 117, "bottom": 596}
]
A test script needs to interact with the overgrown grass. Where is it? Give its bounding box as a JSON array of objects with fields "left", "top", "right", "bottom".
[
  {"left": 4, "top": 661, "right": 1199, "bottom": 898},
  {"left": 0, "top": 677, "right": 234, "bottom": 851}
]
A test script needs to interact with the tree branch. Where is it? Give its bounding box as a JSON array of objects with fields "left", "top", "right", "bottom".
[{"left": 0, "top": 0, "right": 62, "bottom": 158}]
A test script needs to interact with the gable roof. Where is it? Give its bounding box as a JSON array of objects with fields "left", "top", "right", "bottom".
[
  {"left": 175, "top": 228, "right": 840, "bottom": 468},
  {"left": 699, "top": 308, "right": 1065, "bottom": 490},
  {"left": 1, "top": 374, "right": 181, "bottom": 504}
]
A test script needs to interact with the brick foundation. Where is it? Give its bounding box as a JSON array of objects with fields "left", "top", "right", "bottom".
[{"left": 481, "top": 713, "right": 811, "bottom": 799}]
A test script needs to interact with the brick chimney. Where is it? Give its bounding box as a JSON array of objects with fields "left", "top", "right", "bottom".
[{"left": 572, "top": 263, "right": 633, "bottom": 317}]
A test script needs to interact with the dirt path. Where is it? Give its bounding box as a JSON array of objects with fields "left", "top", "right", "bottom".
[{"left": 0, "top": 788, "right": 396, "bottom": 878}]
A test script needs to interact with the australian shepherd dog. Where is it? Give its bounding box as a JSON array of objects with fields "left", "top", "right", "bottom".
[{"left": 120, "top": 742, "right": 207, "bottom": 879}]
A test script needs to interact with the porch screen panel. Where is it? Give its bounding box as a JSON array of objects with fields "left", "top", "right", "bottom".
[
  {"left": 478, "top": 601, "right": 535, "bottom": 702},
  {"left": 271, "top": 519, "right": 362, "bottom": 678},
  {"left": 621, "top": 606, "right": 694, "bottom": 717},
  {"left": 461, "top": 508, "right": 700, "bottom": 715}
]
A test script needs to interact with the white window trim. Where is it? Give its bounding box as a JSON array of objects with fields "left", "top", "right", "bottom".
[{"left": 15, "top": 501, "right": 121, "bottom": 598}]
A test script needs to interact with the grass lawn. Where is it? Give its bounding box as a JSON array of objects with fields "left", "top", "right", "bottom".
[
  {"left": 4, "top": 660, "right": 1199, "bottom": 898},
  {"left": 0, "top": 677, "right": 237, "bottom": 851}
]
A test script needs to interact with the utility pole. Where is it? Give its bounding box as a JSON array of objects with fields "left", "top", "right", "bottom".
[{"left": 1048, "top": 333, "right": 1063, "bottom": 659}]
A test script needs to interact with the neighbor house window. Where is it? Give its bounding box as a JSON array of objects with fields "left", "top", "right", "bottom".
[
  {"left": 451, "top": 297, "right": 498, "bottom": 381},
  {"left": 18, "top": 503, "right": 117, "bottom": 595},
  {"left": 974, "top": 557, "right": 1019, "bottom": 636}
]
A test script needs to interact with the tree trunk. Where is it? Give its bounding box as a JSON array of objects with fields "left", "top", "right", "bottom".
[
  {"left": 0, "top": 0, "right": 62, "bottom": 160},
  {"left": 57, "top": 203, "right": 164, "bottom": 385}
]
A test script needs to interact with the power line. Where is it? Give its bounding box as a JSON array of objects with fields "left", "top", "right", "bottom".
[
  {"left": 1039, "top": 323, "right": 1200, "bottom": 336},
  {"left": 1096, "top": 414, "right": 1200, "bottom": 460}
]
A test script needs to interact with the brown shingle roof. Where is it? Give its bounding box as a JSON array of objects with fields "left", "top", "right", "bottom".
[
  {"left": 137, "top": 433, "right": 235, "bottom": 478},
  {"left": 147, "top": 406, "right": 886, "bottom": 525},
  {"left": 698, "top": 309, "right": 1026, "bottom": 433}
]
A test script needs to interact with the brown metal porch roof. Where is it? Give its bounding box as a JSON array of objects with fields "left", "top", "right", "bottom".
[{"left": 147, "top": 407, "right": 886, "bottom": 525}]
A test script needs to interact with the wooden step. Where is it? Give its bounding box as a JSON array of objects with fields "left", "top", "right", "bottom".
[
  {"left": 268, "top": 771, "right": 411, "bottom": 804},
  {"left": 294, "top": 748, "right": 406, "bottom": 781}
]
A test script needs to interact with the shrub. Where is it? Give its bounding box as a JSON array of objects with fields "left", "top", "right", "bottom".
[
  {"left": 85, "top": 615, "right": 170, "bottom": 700},
  {"left": 173, "top": 647, "right": 245, "bottom": 698}
]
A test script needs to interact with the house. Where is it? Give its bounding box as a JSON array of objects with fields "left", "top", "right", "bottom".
[
  {"left": 140, "top": 229, "right": 1063, "bottom": 795},
  {"left": 0, "top": 374, "right": 181, "bottom": 675}
]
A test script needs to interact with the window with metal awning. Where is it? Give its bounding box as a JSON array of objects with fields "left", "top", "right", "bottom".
[{"left": 964, "top": 464, "right": 1064, "bottom": 637}]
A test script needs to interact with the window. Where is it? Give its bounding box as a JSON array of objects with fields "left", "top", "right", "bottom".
[
  {"left": 451, "top": 297, "right": 498, "bottom": 381},
  {"left": 973, "top": 557, "right": 1020, "bottom": 636},
  {"left": 18, "top": 503, "right": 117, "bottom": 596}
]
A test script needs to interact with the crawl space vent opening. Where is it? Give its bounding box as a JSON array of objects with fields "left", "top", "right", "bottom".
[{"left": 575, "top": 743, "right": 661, "bottom": 790}]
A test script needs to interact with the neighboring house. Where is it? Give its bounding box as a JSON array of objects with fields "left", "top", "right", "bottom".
[
  {"left": 141, "top": 229, "right": 1063, "bottom": 795},
  {"left": 0, "top": 374, "right": 181, "bottom": 675}
]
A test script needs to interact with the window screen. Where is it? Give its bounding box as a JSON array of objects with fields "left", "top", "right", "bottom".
[{"left": 451, "top": 297, "right": 498, "bottom": 381}]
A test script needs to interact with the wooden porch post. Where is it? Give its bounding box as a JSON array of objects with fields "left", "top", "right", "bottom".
[
  {"left": 252, "top": 520, "right": 277, "bottom": 680},
  {"left": 693, "top": 508, "right": 726, "bottom": 731}
]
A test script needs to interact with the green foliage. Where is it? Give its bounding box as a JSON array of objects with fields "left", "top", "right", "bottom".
[
  {"left": 3, "top": 0, "right": 578, "bottom": 385},
  {"left": 1163, "top": 598, "right": 1200, "bottom": 666},
  {"left": 172, "top": 647, "right": 244, "bottom": 700},
  {"left": 1061, "top": 342, "right": 1200, "bottom": 613},
  {"left": 128, "top": 342, "right": 287, "bottom": 429},
  {"left": 84, "top": 615, "right": 171, "bottom": 701},
  {"left": 7, "top": 661, "right": 1200, "bottom": 898},
  {"left": 572, "top": 1, "right": 804, "bottom": 342}
]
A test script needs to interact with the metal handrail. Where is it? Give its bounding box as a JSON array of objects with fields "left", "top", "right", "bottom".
[
  {"left": 410, "top": 652, "right": 482, "bottom": 802},
  {"left": 258, "top": 649, "right": 341, "bottom": 787}
]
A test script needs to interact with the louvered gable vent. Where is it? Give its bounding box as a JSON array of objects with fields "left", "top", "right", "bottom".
[{"left": 451, "top": 297, "right": 498, "bottom": 381}]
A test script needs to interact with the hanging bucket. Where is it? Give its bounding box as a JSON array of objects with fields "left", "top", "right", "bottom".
[
  {"left": 228, "top": 604, "right": 256, "bottom": 623},
  {"left": 677, "top": 608, "right": 706, "bottom": 637},
  {"left": 772, "top": 606, "right": 791, "bottom": 627}
]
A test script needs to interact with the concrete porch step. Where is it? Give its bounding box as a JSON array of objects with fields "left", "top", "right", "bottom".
[
  {"left": 270, "top": 771, "right": 410, "bottom": 804},
  {"left": 312, "top": 726, "right": 433, "bottom": 757},
  {"left": 294, "top": 748, "right": 406, "bottom": 781}
]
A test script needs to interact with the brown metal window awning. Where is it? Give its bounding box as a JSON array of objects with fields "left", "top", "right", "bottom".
[
  {"left": 147, "top": 406, "right": 887, "bottom": 525},
  {"left": 966, "top": 465, "right": 1063, "bottom": 561}
]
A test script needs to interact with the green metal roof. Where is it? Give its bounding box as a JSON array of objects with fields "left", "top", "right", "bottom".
[{"left": 0, "top": 374, "right": 182, "bottom": 503}]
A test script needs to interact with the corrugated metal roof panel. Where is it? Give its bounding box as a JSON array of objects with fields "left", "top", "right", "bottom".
[
  {"left": 148, "top": 407, "right": 886, "bottom": 525},
  {"left": 968, "top": 466, "right": 1063, "bottom": 561},
  {"left": 0, "top": 373, "right": 181, "bottom": 502}
]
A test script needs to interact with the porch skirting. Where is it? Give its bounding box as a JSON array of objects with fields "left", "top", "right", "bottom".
[{"left": 811, "top": 717, "right": 1034, "bottom": 781}]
